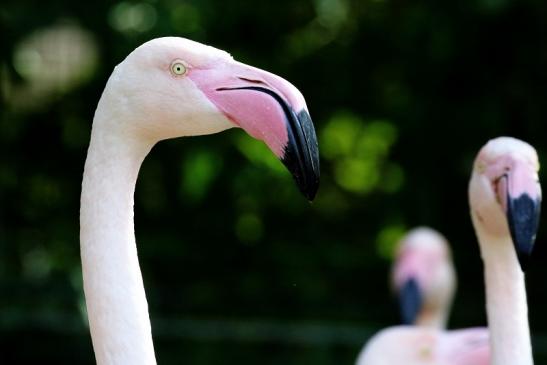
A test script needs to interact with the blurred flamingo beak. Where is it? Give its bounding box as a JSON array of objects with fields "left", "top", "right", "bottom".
[
  {"left": 496, "top": 161, "right": 542, "bottom": 271},
  {"left": 189, "top": 60, "right": 320, "bottom": 201},
  {"left": 393, "top": 250, "right": 426, "bottom": 324},
  {"left": 398, "top": 278, "right": 423, "bottom": 325}
]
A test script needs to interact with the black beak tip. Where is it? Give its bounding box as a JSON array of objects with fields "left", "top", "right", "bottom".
[
  {"left": 300, "top": 165, "right": 320, "bottom": 203},
  {"left": 398, "top": 278, "right": 423, "bottom": 325},
  {"left": 516, "top": 251, "right": 531, "bottom": 272},
  {"left": 512, "top": 232, "right": 535, "bottom": 272},
  {"left": 281, "top": 154, "right": 320, "bottom": 201},
  {"left": 306, "top": 188, "right": 318, "bottom": 202},
  {"left": 281, "top": 109, "right": 320, "bottom": 201},
  {"left": 507, "top": 194, "right": 541, "bottom": 272},
  {"left": 308, "top": 187, "right": 318, "bottom": 202}
]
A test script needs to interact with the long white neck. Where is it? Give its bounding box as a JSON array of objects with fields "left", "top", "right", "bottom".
[
  {"left": 80, "top": 100, "right": 156, "bottom": 364},
  {"left": 477, "top": 229, "right": 533, "bottom": 365}
]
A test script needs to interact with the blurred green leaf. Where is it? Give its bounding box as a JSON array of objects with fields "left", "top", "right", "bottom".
[
  {"left": 180, "top": 149, "right": 223, "bottom": 202},
  {"left": 376, "top": 224, "right": 407, "bottom": 260}
]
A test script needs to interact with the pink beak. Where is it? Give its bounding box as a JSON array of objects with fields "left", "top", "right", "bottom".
[
  {"left": 495, "top": 159, "right": 541, "bottom": 271},
  {"left": 189, "top": 60, "right": 320, "bottom": 200}
]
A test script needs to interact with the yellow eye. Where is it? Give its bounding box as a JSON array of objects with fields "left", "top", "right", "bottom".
[{"left": 171, "top": 60, "right": 187, "bottom": 76}]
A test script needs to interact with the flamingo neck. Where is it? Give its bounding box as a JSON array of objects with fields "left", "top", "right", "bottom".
[
  {"left": 478, "top": 229, "right": 533, "bottom": 365},
  {"left": 80, "top": 103, "right": 156, "bottom": 364},
  {"left": 416, "top": 307, "right": 448, "bottom": 329}
]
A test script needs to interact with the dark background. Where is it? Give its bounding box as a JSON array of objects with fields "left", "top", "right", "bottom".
[{"left": 2, "top": 0, "right": 547, "bottom": 363}]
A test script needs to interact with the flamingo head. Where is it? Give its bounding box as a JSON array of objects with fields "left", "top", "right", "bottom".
[
  {"left": 469, "top": 137, "right": 541, "bottom": 271},
  {"left": 392, "top": 227, "right": 456, "bottom": 327},
  {"left": 102, "top": 37, "right": 319, "bottom": 200}
]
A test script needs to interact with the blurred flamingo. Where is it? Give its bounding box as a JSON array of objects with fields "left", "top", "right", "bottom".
[
  {"left": 392, "top": 227, "right": 456, "bottom": 329},
  {"left": 80, "top": 37, "right": 319, "bottom": 364},
  {"left": 357, "top": 137, "right": 540, "bottom": 365}
]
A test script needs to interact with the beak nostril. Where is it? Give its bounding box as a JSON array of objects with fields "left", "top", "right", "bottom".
[
  {"left": 215, "top": 77, "right": 267, "bottom": 92},
  {"left": 238, "top": 76, "right": 267, "bottom": 85}
]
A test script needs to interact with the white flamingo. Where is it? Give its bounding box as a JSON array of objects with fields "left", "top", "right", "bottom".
[
  {"left": 392, "top": 227, "right": 456, "bottom": 329},
  {"left": 357, "top": 137, "right": 541, "bottom": 365},
  {"left": 80, "top": 37, "right": 320, "bottom": 365}
]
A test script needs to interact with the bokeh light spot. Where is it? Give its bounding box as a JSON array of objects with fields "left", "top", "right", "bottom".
[
  {"left": 235, "top": 213, "right": 264, "bottom": 244},
  {"left": 320, "top": 112, "right": 401, "bottom": 195},
  {"left": 10, "top": 22, "right": 98, "bottom": 104},
  {"left": 376, "top": 224, "right": 407, "bottom": 260},
  {"left": 181, "top": 149, "right": 223, "bottom": 202},
  {"left": 109, "top": 2, "right": 157, "bottom": 33},
  {"left": 170, "top": 3, "right": 202, "bottom": 34}
]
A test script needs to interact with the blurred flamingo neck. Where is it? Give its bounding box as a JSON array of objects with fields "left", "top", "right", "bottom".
[
  {"left": 478, "top": 230, "right": 533, "bottom": 365},
  {"left": 416, "top": 307, "right": 447, "bottom": 329},
  {"left": 80, "top": 106, "right": 156, "bottom": 364}
]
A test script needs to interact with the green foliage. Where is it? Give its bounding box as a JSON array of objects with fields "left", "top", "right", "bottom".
[
  {"left": 234, "top": 133, "right": 287, "bottom": 175},
  {"left": 235, "top": 213, "right": 264, "bottom": 244},
  {"left": 181, "top": 149, "right": 223, "bottom": 202},
  {"left": 375, "top": 224, "right": 407, "bottom": 261},
  {"left": 321, "top": 112, "right": 402, "bottom": 194}
]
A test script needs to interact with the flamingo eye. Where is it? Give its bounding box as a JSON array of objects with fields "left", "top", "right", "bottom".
[{"left": 170, "top": 60, "right": 188, "bottom": 76}]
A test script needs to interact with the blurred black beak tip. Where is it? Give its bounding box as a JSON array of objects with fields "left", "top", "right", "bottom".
[
  {"left": 281, "top": 109, "right": 320, "bottom": 201},
  {"left": 507, "top": 193, "right": 541, "bottom": 272},
  {"left": 399, "top": 278, "right": 423, "bottom": 325}
]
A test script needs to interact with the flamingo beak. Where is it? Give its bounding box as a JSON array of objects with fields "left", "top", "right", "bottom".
[
  {"left": 189, "top": 61, "right": 320, "bottom": 201},
  {"left": 393, "top": 250, "right": 425, "bottom": 325},
  {"left": 398, "top": 278, "right": 423, "bottom": 325},
  {"left": 496, "top": 162, "right": 542, "bottom": 271}
]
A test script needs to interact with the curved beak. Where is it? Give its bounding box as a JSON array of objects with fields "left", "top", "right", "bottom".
[
  {"left": 497, "top": 162, "right": 542, "bottom": 271},
  {"left": 398, "top": 278, "right": 423, "bottom": 325},
  {"left": 189, "top": 61, "right": 320, "bottom": 201}
]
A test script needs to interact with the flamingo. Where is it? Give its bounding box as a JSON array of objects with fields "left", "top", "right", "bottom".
[
  {"left": 80, "top": 37, "right": 320, "bottom": 364},
  {"left": 392, "top": 227, "right": 456, "bottom": 329},
  {"left": 356, "top": 137, "right": 541, "bottom": 365}
]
